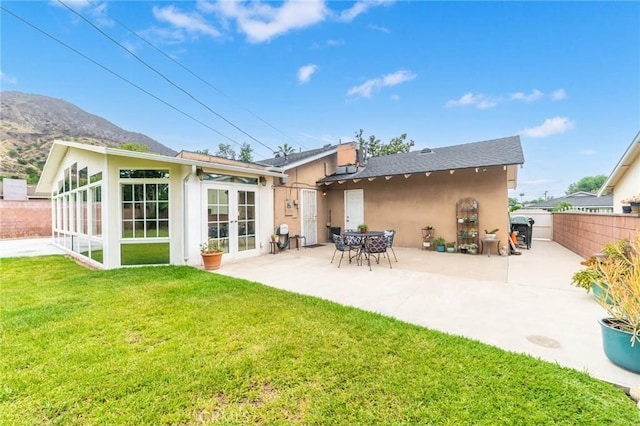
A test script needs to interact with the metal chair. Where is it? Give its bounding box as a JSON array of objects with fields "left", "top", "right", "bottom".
[
  {"left": 383, "top": 230, "right": 398, "bottom": 262},
  {"left": 344, "top": 233, "right": 364, "bottom": 264},
  {"left": 331, "top": 234, "right": 352, "bottom": 268},
  {"left": 363, "top": 235, "right": 392, "bottom": 271}
]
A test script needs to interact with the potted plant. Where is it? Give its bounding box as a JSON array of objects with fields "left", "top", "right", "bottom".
[
  {"left": 200, "top": 239, "right": 223, "bottom": 270},
  {"left": 592, "top": 234, "right": 639, "bottom": 373},
  {"left": 571, "top": 239, "right": 630, "bottom": 302},
  {"left": 621, "top": 194, "right": 640, "bottom": 214},
  {"left": 467, "top": 243, "right": 478, "bottom": 255},
  {"left": 484, "top": 228, "right": 499, "bottom": 239},
  {"left": 433, "top": 237, "right": 446, "bottom": 252},
  {"left": 357, "top": 223, "right": 369, "bottom": 233},
  {"left": 446, "top": 241, "right": 456, "bottom": 253},
  {"left": 459, "top": 243, "right": 469, "bottom": 254}
]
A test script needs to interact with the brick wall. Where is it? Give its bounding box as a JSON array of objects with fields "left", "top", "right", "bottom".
[
  {"left": 0, "top": 200, "right": 52, "bottom": 239},
  {"left": 553, "top": 212, "right": 640, "bottom": 259}
]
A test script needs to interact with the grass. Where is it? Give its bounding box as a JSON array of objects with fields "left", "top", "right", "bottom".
[{"left": 1, "top": 256, "right": 638, "bottom": 425}]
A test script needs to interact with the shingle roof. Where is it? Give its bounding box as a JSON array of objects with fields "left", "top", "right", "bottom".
[
  {"left": 533, "top": 192, "right": 613, "bottom": 208},
  {"left": 318, "top": 135, "right": 523, "bottom": 183},
  {"left": 257, "top": 144, "right": 337, "bottom": 168}
]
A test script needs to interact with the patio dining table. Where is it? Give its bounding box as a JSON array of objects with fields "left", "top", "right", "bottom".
[{"left": 343, "top": 230, "right": 385, "bottom": 265}]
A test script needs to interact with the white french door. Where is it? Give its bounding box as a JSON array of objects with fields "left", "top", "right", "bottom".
[
  {"left": 204, "top": 185, "right": 258, "bottom": 258},
  {"left": 300, "top": 189, "right": 317, "bottom": 245}
]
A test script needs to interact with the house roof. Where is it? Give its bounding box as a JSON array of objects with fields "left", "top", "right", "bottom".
[
  {"left": 257, "top": 144, "right": 337, "bottom": 169},
  {"left": 531, "top": 191, "right": 613, "bottom": 209},
  {"left": 36, "top": 140, "right": 287, "bottom": 194},
  {"left": 597, "top": 130, "right": 640, "bottom": 196},
  {"left": 317, "top": 135, "right": 524, "bottom": 183}
]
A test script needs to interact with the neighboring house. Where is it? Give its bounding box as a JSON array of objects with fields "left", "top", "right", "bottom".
[
  {"left": 598, "top": 131, "right": 640, "bottom": 212},
  {"left": 259, "top": 135, "right": 524, "bottom": 248},
  {"left": 527, "top": 191, "right": 613, "bottom": 213},
  {"left": 36, "top": 140, "right": 286, "bottom": 269}
]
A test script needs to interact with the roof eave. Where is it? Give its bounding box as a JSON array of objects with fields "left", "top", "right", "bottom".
[{"left": 597, "top": 131, "right": 640, "bottom": 196}]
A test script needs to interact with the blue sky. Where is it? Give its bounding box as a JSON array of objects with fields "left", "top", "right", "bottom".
[{"left": 1, "top": 1, "right": 638, "bottom": 200}]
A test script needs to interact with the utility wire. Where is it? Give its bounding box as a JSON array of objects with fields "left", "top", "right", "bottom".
[
  {"left": 0, "top": 5, "right": 257, "bottom": 153},
  {"left": 57, "top": 0, "right": 277, "bottom": 155},
  {"left": 85, "top": 0, "right": 307, "bottom": 151}
]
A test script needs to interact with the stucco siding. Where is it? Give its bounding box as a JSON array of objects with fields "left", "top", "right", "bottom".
[
  {"left": 323, "top": 167, "right": 510, "bottom": 248},
  {"left": 613, "top": 156, "right": 640, "bottom": 212}
]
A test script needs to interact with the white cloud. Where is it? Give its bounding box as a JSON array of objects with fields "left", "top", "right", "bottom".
[
  {"left": 347, "top": 70, "right": 416, "bottom": 98},
  {"left": 153, "top": 5, "right": 221, "bottom": 38},
  {"left": 1, "top": 71, "right": 17, "bottom": 85},
  {"left": 204, "top": 0, "right": 328, "bottom": 43},
  {"left": 51, "top": 0, "right": 114, "bottom": 27},
  {"left": 368, "top": 24, "right": 390, "bottom": 33},
  {"left": 297, "top": 64, "right": 318, "bottom": 84},
  {"left": 579, "top": 148, "right": 596, "bottom": 156},
  {"left": 520, "top": 116, "right": 575, "bottom": 138},
  {"left": 510, "top": 89, "right": 543, "bottom": 102},
  {"left": 445, "top": 92, "right": 497, "bottom": 109},
  {"left": 336, "top": 0, "right": 394, "bottom": 23},
  {"left": 552, "top": 88, "right": 567, "bottom": 101}
]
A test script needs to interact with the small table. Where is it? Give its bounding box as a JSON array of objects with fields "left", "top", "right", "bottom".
[
  {"left": 290, "top": 235, "right": 306, "bottom": 250},
  {"left": 269, "top": 240, "right": 279, "bottom": 254},
  {"left": 480, "top": 238, "right": 500, "bottom": 257}
]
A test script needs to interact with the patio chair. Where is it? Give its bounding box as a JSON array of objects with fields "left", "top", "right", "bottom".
[
  {"left": 331, "top": 234, "right": 353, "bottom": 268},
  {"left": 344, "top": 233, "right": 365, "bottom": 264},
  {"left": 363, "top": 235, "right": 392, "bottom": 271},
  {"left": 383, "top": 229, "right": 398, "bottom": 262}
]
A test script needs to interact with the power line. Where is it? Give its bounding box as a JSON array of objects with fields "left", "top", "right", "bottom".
[
  {"left": 1, "top": 5, "right": 254, "bottom": 152},
  {"left": 85, "top": 0, "right": 307, "bottom": 151},
  {"left": 57, "top": 0, "right": 277, "bottom": 155}
]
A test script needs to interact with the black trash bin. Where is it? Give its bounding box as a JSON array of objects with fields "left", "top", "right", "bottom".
[
  {"left": 510, "top": 216, "right": 533, "bottom": 249},
  {"left": 328, "top": 226, "right": 341, "bottom": 242}
]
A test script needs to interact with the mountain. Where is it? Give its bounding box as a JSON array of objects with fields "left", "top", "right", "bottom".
[{"left": 1, "top": 91, "right": 177, "bottom": 183}]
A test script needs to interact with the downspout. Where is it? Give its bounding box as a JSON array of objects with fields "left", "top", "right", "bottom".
[{"left": 183, "top": 165, "right": 197, "bottom": 262}]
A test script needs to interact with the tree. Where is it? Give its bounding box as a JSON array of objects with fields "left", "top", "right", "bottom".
[
  {"left": 195, "top": 148, "right": 210, "bottom": 155},
  {"left": 355, "top": 129, "right": 415, "bottom": 157},
  {"left": 216, "top": 143, "right": 236, "bottom": 160},
  {"left": 566, "top": 174, "right": 607, "bottom": 195},
  {"left": 119, "top": 142, "right": 149, "bottom": 152},
  {"left": 238, "top": 142, "right": 253, "bottom": 162},
  {"left": 275, "top": 143, "right": 295, "bottom": 158}
]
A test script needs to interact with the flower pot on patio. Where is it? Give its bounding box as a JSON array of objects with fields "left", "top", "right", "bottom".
[
  {"left": 598, "top": 318, "right": 640, "bottom": 373},
  {"left": 201, "top": 252, "right": 222, "bottom": 270}
]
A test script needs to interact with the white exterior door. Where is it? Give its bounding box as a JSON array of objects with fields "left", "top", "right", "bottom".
[
  {"left": 344, "top": 189, "right": 364, "bottom": 231},
  {"left": 300, "top": 189, "right": 317, "bottom": 245},
  {"left": 204, "top": 184, "right": 258, "bottom": 259}
]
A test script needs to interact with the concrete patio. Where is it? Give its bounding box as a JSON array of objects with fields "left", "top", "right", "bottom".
[
  {"left": 2, "top": 237, "right": 638, "bottom": 390},
  {"left": 217, "top": 239, "right": 640, "bottom": 390}
]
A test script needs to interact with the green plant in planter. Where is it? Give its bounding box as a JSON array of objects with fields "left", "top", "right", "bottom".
[
  {"left": 571, "top": 239, "right": 631, "bottom": 293},
  {"left": 357, "top": 223, "right": 369, "bottom": 233},
  {"left": 433, "top": 237, "right": 446, "bottom": 252},
  {"left": 593, "top": 235, "right": 639, "bottom": 372}
]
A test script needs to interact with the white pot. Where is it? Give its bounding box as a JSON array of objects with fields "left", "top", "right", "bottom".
[
  {"left": 485, "top": 234, "right": 496, "bottom": 239},
  {"left": 423, "top": 242, "right": 431, "bottom": 247}
]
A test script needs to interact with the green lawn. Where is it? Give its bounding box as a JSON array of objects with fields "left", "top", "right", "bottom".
[{"left": 1, "top": 256, "right": 638, "bottom": 425}]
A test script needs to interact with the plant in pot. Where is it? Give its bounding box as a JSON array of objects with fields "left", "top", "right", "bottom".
[
  {"left": 433, "top": 237, "right": 446, "bottom": 252},
  {"left": 466, "top": 243, "right": 478, "bottom": 255},
  {"left": 593, "top": 235, "right": 639, "bottom": 373},
  {"left": 357, "top": 223, "right": 369, "bottom": 233},
  {"left": 622, "top": 194, "right": 640, "bottom": 214},
  {"left": 571, "top": 239, "right": 631, "bottom": 302},
  {"left": 200, "top": 239, "right": 223, "bottom": 271},
  {"left": 445, "top": 241, "right": 456, "bottom": 253},
  {"left": 484, "top": 228, "right": 499, "bottom": 239}
]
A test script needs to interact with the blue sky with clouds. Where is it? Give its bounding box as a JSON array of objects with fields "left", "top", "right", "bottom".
[{"left": 1, "top": 1, "right": 638, "bottom": 200}]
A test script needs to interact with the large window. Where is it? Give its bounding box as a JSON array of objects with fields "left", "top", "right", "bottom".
[
  {"left": 51, "top": 162, "right": 103, "bottom": 265},
  {"left": 119, "top": 169, "right": 170, "bottom": 265}
]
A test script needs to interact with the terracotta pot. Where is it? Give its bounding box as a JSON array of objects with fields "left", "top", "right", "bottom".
[{"left": 201, "top": 252, "right": 222, "bottom": 270}]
